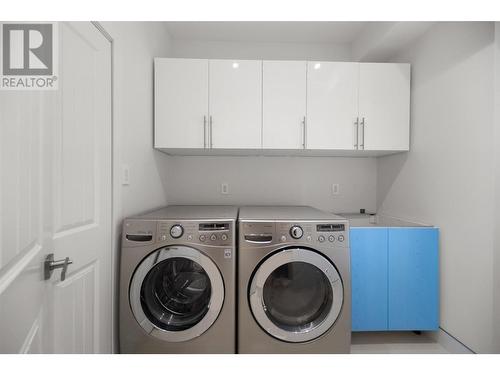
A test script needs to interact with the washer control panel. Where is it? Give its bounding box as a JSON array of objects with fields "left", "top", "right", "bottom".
[{"left": 157, "top": 220, "right": 233, "bottom": 246}]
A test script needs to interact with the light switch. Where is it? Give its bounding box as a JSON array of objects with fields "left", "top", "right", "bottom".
[
  {"left": 332, "top": 183, "right": 340, "bottom": 195},
  {"left": 122, "top": 164, "right": 130, "bottom": 186}
]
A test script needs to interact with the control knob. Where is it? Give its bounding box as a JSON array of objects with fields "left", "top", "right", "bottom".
[
  {"left": 170, "top": 224, "right": 184, "bottom": 239},
  {"left": 289, "top": 225, "right": 304, "bottom": 239}
]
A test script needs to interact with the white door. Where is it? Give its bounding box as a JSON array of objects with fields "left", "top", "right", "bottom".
[
  {"left": 0, "top": 22, "right": 112, "bottom": 354},
  {"left": 49, "top": 22, "right": 112, "bottom": 353},
  {"left": 358, "top": 63, "right": 410, "bottom": 151},
  {"left": 155, "top": 58, "right": 209, "bottom": 149},
  {"left": 306, "top": 62, "right": 359, "bottom": 150},
  {"left": 262, "top": 61, "right": 307, "bottom": 149},
  {"left": 208, "top": 59, "right": 262, "bottom": 149},
  {"left": 0, "top": 83, "right": 49, "bottom": 354}
]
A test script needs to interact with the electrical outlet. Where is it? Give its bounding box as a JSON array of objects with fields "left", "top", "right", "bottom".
[
  {"left": 122, "top": 164, "right": 130, "bottom": 186},
  {"left": 332, "top": 183, "right": 340, "bottom": 195},
  {"left": 221, "top": 182, "right": 229, "bottom": 195}
]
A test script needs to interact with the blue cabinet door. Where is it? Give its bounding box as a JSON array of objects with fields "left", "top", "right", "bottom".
[
  {"left": 388, "top": 228, "right": 439, "bottom": 331},
  {"left": 350, "top": 228, "right": 388, "bottom": 331}
]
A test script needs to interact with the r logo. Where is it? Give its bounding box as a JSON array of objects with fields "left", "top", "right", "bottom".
[{"left": 2, "top": 23, "right": 53, "bottom": 75}]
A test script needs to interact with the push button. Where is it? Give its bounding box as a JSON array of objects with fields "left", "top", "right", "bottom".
[
  {"left": 199, "top": 235, "right": 206, "bottom": 242},
  {"left": 328, "top": 235, "right": 335, "bottom": 242},
  {"left": 338, "top": 235, "right": 345, "bottom": 242},
  {"left": 221, "top": 234, "right": 228, "bottom": 241},
  {"left": 318, "top": 235, "right": 325, "bottom": 243},
  {"left": 210, "top": 234, "right": 217, "bottom": 241}
]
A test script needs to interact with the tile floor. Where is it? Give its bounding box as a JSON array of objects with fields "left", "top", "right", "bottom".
[{"left": 351, "top": 332, "right": 449, "bottom": 354}]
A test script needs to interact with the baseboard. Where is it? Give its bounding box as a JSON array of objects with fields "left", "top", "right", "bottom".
[{"left": 424, "top": 328, "right": 475, "bottom": 354}]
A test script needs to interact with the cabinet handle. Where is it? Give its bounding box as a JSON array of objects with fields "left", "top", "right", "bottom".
[
  {"left": 203, "top": 115, "right": 207, "bottom": 148},
  {"left": 209, "top": 116, "right": 213, "bottom": 148},
  {"left": 360, "top": 117, "right": 365, "bottom": 149},
  {"left": 302, "top": 116, "right": 307, "bottom": 149},
  {"left": 354, "top": 117, "right": 359, "bottom": 149}
]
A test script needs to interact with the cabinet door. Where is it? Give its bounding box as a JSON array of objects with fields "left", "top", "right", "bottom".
[
  {"left": 306, "top": 62, "right": 359, "bottom": 150},
  {"left": 262, "top": 61, "right": 307, "bottom": 149},
  {"left": 388, "top": 228, "right": 439, "bottom": 331},
  {"left": 359, "top": 63, "right": 410, "bottom": 151},
  {"left": 154, "top": 58, "right": 209, "bottom": 149},
  {"left": 209, "top": 60, "right": 262, "bottom": 149},
  {"left": 350, "top": 228, "right": 389, "bottom": 331}
]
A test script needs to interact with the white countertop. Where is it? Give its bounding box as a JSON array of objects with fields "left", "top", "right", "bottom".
[{"left": 338, "top": 213, "right": 433, "bottom": 228}]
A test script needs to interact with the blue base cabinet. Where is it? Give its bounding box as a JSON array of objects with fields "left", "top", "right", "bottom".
[
  {"left": 351, "top": 228, "right": 388, "bottom": 331},
  {"left": 350, "top": 227, "right": 439, "bottom": 332},
  {"left": 388, "top": 228, "right": 439, "bottom": 330}
]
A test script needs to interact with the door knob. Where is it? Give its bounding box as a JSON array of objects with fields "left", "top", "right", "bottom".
[{"left": 44, "top": 253, "right": 73, "bottom": 281}]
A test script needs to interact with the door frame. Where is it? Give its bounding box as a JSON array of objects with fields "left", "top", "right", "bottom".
[{"left": 90, "top": 21, "right": 118, "bottom": 354}]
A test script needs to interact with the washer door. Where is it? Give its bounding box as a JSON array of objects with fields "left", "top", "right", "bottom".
[
  {"left": 129, "top": 246, "right": 224, "bottom": 342},
  {"left": 249, "top": 248, "right": 343, "bottom": 343}
]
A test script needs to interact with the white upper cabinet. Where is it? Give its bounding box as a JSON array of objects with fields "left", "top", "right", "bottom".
[
  {"left": 358, "top": 63, "right": 411, "bottom": 151},
  {"left": 306, "top": 62, "right": 359, "bottom": 150},
  {"left": 262, "top": 61, "right": 307, "bottom": 149},
  {"left": 154, "top": 58, "right": 411, "bottom": 155},
  {"left": 154, "top": 58, "right": 209, "bottom": 149},
  {"left": 209, "top": 60, "right": 262, "bottom": 149}
]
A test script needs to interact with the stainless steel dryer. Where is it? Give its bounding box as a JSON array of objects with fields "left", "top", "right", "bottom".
[
  {"left": 238, "top": 206, "right": 351, "bottom": 353},
  {"left": 120, "top": 205, "right": 237, "bottom": 353}
]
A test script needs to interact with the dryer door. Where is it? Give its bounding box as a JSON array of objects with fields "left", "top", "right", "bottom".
[
  {"left": 129, "top": 245, "right": 224, "bottom": 342},
  {"left": 249, "top": 248, "right": 343, "bottom": 343}
]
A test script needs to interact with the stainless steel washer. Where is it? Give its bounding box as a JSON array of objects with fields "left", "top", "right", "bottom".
[
  {"left": 238, "top": 206, "right": 351, "bottom": 353},
  {"left": 120, "top": 206, "right": 237, "bottom": 353}
]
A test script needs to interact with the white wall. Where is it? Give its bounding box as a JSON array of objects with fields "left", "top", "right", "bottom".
[
  {"left": 377, "top": 22, "right": 496, "bottom": 353},
  {"left": 494, "top": 22, "right": 500, "bottom": 354},
  {"left": 101, "top": 22, "right": 172, "bottom": 219},
  {"left": 164, "top": 156, "right": 377, "bottom": 213},
  {"left": 165, "top": 38, "right": 376, "bottom": 213},
  {"left": 351, "top": 22, "right": 434, "bottom": 62},
  {"left": 99, "top": 22, "right": 172, "bottom": 352},
  {"left": 170, "top": 39, "right": 352, "bottom": 61}
]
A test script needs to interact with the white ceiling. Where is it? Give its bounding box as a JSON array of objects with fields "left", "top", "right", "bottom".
[{"left": 164, "top": 22, "right": 369, "bottom": 44}]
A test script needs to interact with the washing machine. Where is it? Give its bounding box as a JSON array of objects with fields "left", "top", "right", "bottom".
[
  {"left": 120, "top": 205, "right": 238, "bottom": 353},
  {"left": 238, "top": 206, "right": 351, "bottom": 353}
]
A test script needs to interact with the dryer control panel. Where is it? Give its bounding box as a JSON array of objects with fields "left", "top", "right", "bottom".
[{"left": 240, "top": 220, "right": 349, "bottom": 248}]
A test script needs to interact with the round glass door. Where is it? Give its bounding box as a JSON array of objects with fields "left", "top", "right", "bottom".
[
  {"left": 140, "top": 257, "right": 211, "bottom": 331},
  {"left": 249, "top": 248, "right": 343, "bottom": 343},
  {"left": 130, "top": 246, "right": 224, "bottom": 342}
]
